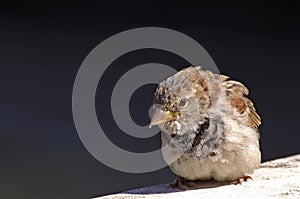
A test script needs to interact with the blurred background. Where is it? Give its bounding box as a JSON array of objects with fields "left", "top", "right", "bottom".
[{"left": 1, "top": 1, "right": 300, "bottom": 198}]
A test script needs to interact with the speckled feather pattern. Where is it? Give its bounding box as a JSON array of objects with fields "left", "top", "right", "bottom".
[{"left": 153, "top": 66, "right": 261, "bottom": 182}]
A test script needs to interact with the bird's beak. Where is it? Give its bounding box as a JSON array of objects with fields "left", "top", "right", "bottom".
[{"left": 149, "top": 109, "right": 173, "bottom": 128}]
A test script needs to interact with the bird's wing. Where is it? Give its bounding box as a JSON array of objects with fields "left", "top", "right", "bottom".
[{"left": 221, "top": 75, "right": 261, "bottom": 128}]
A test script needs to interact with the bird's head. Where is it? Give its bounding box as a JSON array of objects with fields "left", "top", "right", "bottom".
[{"left": 150, "top": 67, "right": 211, "bottom": 136}]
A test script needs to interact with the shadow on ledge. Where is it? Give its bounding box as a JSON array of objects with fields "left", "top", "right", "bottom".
[{"left": 123, "top": 180, "right": 232, "bottom": 194}]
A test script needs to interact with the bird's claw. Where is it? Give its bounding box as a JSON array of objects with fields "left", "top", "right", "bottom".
[
  {"left": 169, "top": 176, "right": 197, "bottom": 191},
  {"left": 235, "top": 175, "right": 253, "bottom": 184}
]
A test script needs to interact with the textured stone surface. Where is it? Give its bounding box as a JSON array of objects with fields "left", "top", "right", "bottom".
[{"left": 95, "top": 154, "right": 300, "bottom": 199}]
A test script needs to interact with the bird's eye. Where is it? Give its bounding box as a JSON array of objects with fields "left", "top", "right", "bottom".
[{"left": 179, "top": 98, "right": 187, "bottom": 106}]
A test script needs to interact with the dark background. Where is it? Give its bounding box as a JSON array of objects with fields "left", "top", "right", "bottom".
[{"left": 1, "top": 1, "right": 300, "bottom": 198}]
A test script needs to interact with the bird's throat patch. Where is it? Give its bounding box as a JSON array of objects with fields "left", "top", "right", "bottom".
[{"left": 191, "top": 118, "right": 210, "bottom": 148}]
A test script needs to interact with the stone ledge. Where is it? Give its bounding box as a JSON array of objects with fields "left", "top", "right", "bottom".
[{"left": 95, "top": 154, "right": 300, "bottom": 199}]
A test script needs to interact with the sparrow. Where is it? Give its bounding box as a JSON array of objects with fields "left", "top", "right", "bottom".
[{"left": 150, "top": 66, "right": 261, "bottom": 190}]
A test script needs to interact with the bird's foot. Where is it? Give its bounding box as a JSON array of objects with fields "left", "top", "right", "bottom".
[
  {"left": 235, "top": 175, "right": 253, "bottom": 184},
  {"left": 169, "top": 176, "right": 188, "bottom": 190},
  {"left": 169, "top": 176, "right": 197, "bottom": 191}
]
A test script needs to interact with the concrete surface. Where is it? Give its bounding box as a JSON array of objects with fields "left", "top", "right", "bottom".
[{"left": 95, "top": 154, "right": 300, "bottom": 199}]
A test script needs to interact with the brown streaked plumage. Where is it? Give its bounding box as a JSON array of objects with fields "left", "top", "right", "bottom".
[
  {"left": 222, "top": 75, "right": 261, "bottom": 128},
  {"left": 150, "top": 66, "right": 261, "bottom": 190}
]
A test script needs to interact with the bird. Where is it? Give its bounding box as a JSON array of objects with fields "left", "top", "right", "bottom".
[{"left": 149, "top": 66, "right": 261, "bottom": 190}]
